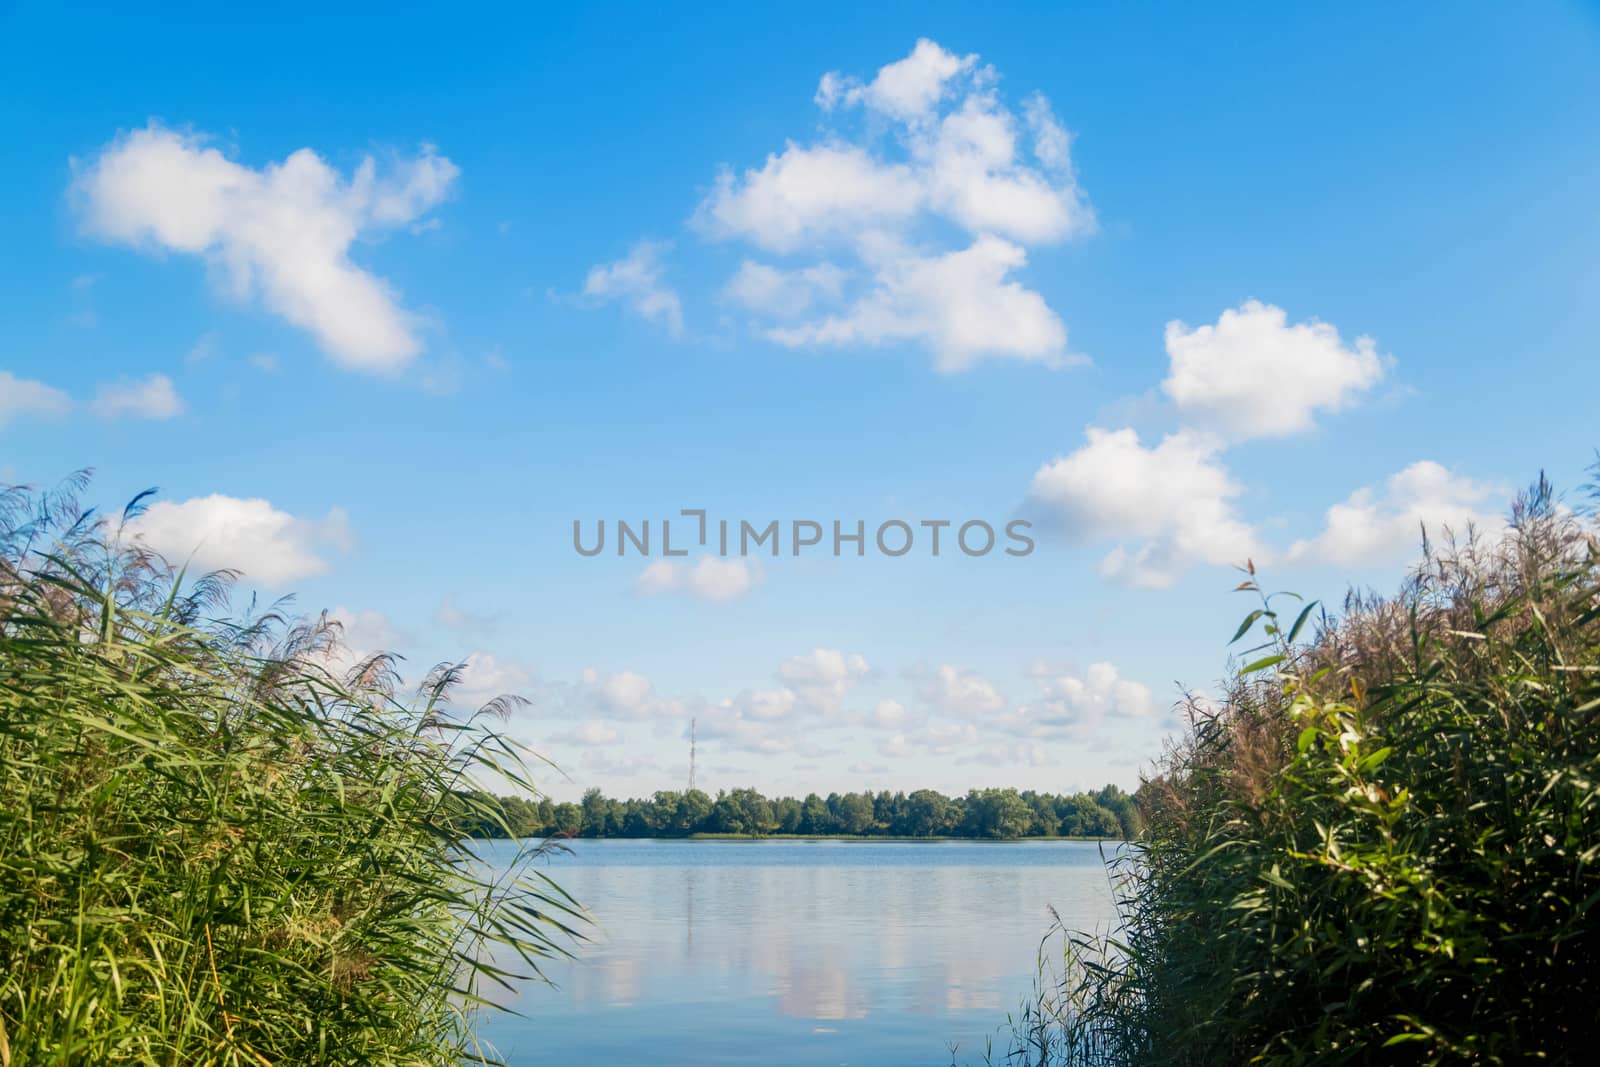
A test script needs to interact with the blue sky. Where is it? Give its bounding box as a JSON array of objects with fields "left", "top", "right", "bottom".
[{"left": 4, "top": 2, "right": 1598, "bottom": 800}]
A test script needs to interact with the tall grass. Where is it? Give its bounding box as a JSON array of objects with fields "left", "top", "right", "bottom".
[
  {"left": 0, "top": 476, "right": 584, "bottom": 1066},
  {"left": 987, "top": 471, "right": 1600, "bottom": 1064}
]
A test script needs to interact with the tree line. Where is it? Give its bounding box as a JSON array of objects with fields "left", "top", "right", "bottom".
[{"left": 451, "top": 784, "right": 1139, "bottom": 840}]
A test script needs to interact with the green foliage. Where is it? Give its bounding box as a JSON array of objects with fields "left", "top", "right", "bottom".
[
  {"left": 0, "top": 479, "right": 584, "bottom": 1066},
  {"left": 991, "top": 473, "right": 1600, "bottom": 1065},
  {"left": 448, "top": 783, "right": 1133, "bottom": 841}
]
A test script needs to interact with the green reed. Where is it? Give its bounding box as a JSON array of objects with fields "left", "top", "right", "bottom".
[{"left": 0, "top": 476, "right": 584, "bottom": 1067}]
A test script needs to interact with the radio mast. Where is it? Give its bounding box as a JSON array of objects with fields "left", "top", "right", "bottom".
[{"left": 688, "top": 718, "right": 698, "bottom": 794}]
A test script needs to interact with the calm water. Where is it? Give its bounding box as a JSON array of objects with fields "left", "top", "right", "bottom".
[{"left": 474, "top": 838, "right": 1121, "bottom": 1066}]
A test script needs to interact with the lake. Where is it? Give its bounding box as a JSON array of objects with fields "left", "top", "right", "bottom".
[{"left": 474, "top": 838, "right": 1122, "bottom": 1066}]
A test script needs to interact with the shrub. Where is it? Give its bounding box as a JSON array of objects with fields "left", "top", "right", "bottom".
[{"left": 0, "top": 477, "right": 583, "bottom": 1067}]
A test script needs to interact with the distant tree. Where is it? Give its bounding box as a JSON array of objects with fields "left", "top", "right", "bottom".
[
  {"left": 905, "top": 789, "right": 951, "bottom": 836},
  {"left": 824, "top": 792, "right": 845, "bottom": 827},
  {"left": 1025, "top": 791, "right": 1058, "bottom": 836},
  {"left": 551, "top": 802, "right": 582, "bottom": 836},
  {"left": 774, "top": 796, "right": 803, "bottom": 834},
  {"left": 677, "top": 789, "right": 713, "bottom": 834},
  {"left": 873, "top": 790, "right": 907, "bottom": 833},
  {"left": 1094, "top": 784, "right": 1141, "bottom": 839},
  {"left": 580, "top": 787, "right": 608, "bottom": 837},
  {"left": 465, "top": 783, "right": 1136, "bottom": 840},
  {"left": 969, "top": 788, "right": 1033, "bottom": 839},
  {"left": 800, "top": 793, "right": 834, "bottom": 835},
  {"left": 837, "top": 792, "right": 876, "bottom": 835},
  {"left": 737, "top": 788, "right": 777, "bottom": 836},
  {"left": 710, "top": 791, "right": 742, "bottom": 834}
]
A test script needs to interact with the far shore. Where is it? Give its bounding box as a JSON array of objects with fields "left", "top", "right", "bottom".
[{"left": 515, "top": 833, "right": 1128, "bottom": 843}]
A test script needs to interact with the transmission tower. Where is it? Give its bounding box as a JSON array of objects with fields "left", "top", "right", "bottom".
[{"left": 688, "top": 718, "right": 697, "bottom": 794}]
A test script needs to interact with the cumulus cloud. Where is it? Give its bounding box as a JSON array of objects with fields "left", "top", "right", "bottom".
[
  {"left": 816, "top": 38, "right": 977, "bottom": 120},
  {"left": 691, "top": 657, "right": 870, "bottom": 754},
  {"left": 0, "top": 370, "right": 71, "bottom": 428},
  {"left": 1163, "top": 300, "right": 1386, "bottom": 441},
  {"left": 452, "top": 651, "right": 538, "bottom": 710},
  {"left": 699, "top": 144, "right": 921, "bottom": 253},
  {"left": 90, "top": 373, "right": 184, "bottom": 419},
  {"left": 777, "top": 648, "right": 871, "bottom": 714},
  {"left": 1028, "top": 427, "right": 1261, "bottom": 587},
  {"left": 874, "top": 659, "right": 1156, "bottom": 761},
  {"left": 73, "top": 123, "right": 456, "bottom": 371},
  {"left": 583, "top": 240, "right": 684, "bottom": 336},
  {"left": 918, "top": 663, "right": 1006, "bottom": 716},
  {"left": 327, "top": 607, "right": 404, "bottom": 656},
  {"left": 692, "top": 38, "right": 1092, "bottom": 371},
  {"left": 872, "top": 698, "right": 908, "bottom": 728},
  {"left": 127, "top": 493, "right": 352, "bottom": 584},
  {"left": 635, "top": 556, "right": 760, "bottom": 602},
  {"left": 876, "top": 721, "right": 980, "bottom": 759},
  {"left": 1029, "top": 662, "right": 1155, "bottom": 729},
  {"left": 1287, "top": 460, "right": 1503, "bottom": 567},
  {"left": 765, "top": 235, "right": 1071, "bottom": 372},
  {"left": 722, "top": 260, "right": 846, "bottom": 318},
  {"left": 556, "top": 720, "right": 623, "bottom": 746},
  {"left": 1017, "top": 301, "right": 1405, "bottom": 585},
  {"left": 580, "top": 668, "right": 667, "bottom": 719}
]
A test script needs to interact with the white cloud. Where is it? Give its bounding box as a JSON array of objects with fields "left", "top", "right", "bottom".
[
  {"left": 816, "top": 38, "right": 977, "bottom": 121},
  {"left": 776, "top": 648, "right": 870, "bottom": 713},
  {"left": 961, "top": 741, "right": 1058, "bottom": 769},
  {"left": 1163, "top": 300, "right": 1386, "bottom": 441},
  {"left": 1023, "top": 93, "right": 1073, "bottom": 172},
  {"left": 328, "top": 606, "right": 404, "bottom": 655},
  {"left": 635, "top": 556, "right": 760, "bottom": 602},
  {"left": 876, "top": 721, "right": 980, "bottom": 759},
  {"left": 0, "top": 370, "right": 71, "bottom": 428},
  {"left": 919, "top": 663, "right": 1006, "bottom": 715},
  {"left": 557, "top": 720, "right": 622, "bottom": 746},
  {"left": 319, "top": 606, "right": 407, "bottom": 679},
  {"left": 583, "top": 240, "right": 684, "bottom": 336},
  {"left": 1288, "top": 460, "right": 1502, "bottom": 567},
  {"left": 729, "top": 687, "right": 800, "bottom": 722},
  {"left": 127, "top": 493, "right": 353, "bottom": 584},
  {"left": 723, "top": 260, "right": 846, "bottom": 318},
  {"left": 920, "top": 93, "right": 1088, "bottom": 244},
  {"left": 90, "top": 373, "right": 184, "bottom": 419},
  {"left": 685, "top": 647, "right": 873, "bottom": 755},
  {"left": 699, "top": 144, "right": 922, "bottom": 253},
  {"left": 74, "top": 123, "right": 456, "bottom": 372},
  {"left": 1031, "top": 662, "right": 1155, "bottom": 728},
  {"left": 453, "top": 651, "right": 538, "bottom": 709},
  {"left": 872, "top": 698, "right": 908, "bottom": 728},
  {"left": 776, "top": 647, "right": 869, "bottom": 687},
  {"left": 580, "top": 667, "right": 663, "bottom": 719},
  {"left": 1019, "top": 300, "right": 1395, "bottom": 586},
  {"left": 870, "top": 658, "right": 1158, "bottom": 760},
  {"left": 1028, "top": 427, "right": 1261, "bottom": 588},
  {"left": 766, "top": 235, "right": 1070, "bottom": 372},
  {"left": 692, "top": 39, "right": 1092, "bottom": 371}
]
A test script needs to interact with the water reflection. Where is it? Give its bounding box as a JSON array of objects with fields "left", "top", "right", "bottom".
[{"left": 479, "top": 839, "right": 1120, "bottom": 1067}]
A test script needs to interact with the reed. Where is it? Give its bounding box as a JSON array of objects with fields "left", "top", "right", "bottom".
[
  {"left": 986, "top": 469, "right": 1600, "bottom": 1064},
  {"left": 0, "top": 475, "right": 584, "bottom": 1067}
]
